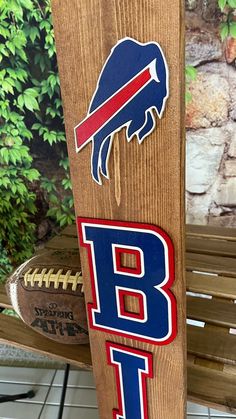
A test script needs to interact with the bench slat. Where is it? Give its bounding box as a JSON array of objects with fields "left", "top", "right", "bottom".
[
  {"left": 186, "top": 252, "right": 236, "bottom": 277},
  {"left": 187, "top": 296, "right": 236, "bottom": 329},
  {"left": 186, "top": 272, "right": 236, "bottom": 300},
  {"left": 186, "top": 236, "right": 236, "bottom": 258},
  {"left": 188, "top": 363, "right": 236, "bottom": 413},
  {"left": 0, "top": 284, "right": 12, "bottom": 309},
  {"left": 61, "top": 224, "right": 77, "bottom": 237},
  {"left": 45, "top": 236, "right": 79, "bottom": 250},
  {"left": 187, "top": 325, "right": 236, "bottom": 365},
  {"left": 186, "top": 225, "right": 236, "bottom": 242},
  {"left": 0, "top": 314, "right": 92, "bottom": 370}
]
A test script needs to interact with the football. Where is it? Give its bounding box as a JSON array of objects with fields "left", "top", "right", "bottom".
[{"left": 6, "top": 248, "right": 89, "bottom": 344}]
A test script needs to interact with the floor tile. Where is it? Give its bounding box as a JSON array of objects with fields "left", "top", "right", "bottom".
[
  {"left": 210, "top": 412, "right": 236, "bottom": 417},
  {"left": 40, "top": 405, "right": 99, "bottom": 419},
  {"left": 47, "top": 386, "right": 97, "bottom": 407},
  {"left": 187, "top": 416, "right": 208, "bottom": 419},
  {"left": 53, "top": 370, "right": 95, "bottom": 388},
  {"left": 0, "top": 401, "right": 42, "bottom": 419},
  {"left": 0, "top": 382, "right": 48, "bottom": 403},
  {"left": 187, "top": 402, "right": 208, "bottom": 415},
  {"left": 0, "top": 367, "right": 55, "bottom": 385}
]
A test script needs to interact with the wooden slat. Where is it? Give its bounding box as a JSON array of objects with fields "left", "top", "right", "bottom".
[
  {"left": 186, "top": 272, "right": 236, "bottom": 300},
  {"left": 187, "top": 325, "right": 236, "bottom": 365},
  {"left": 45, "top": 236, "right": 79, "bottom": 250},
  {"left": 187, "top": 296, "right": 236, "bottom": 329},
  {"left": 186, "top": 224, "right": 236, "bottom": 242},
  {"left": 0, "top": 284, "right": 12, "bottom": 309},
  {"left": 186, "top": 236, "right": 236, "bottom": 258},
  {"left": 186, "top": 252, "right": 236, "bottom": 277},
  {"left": 63, "top": 223, "right": 236, "bottom": 242},
  {"left": 188, "top": 363, "right": 236, "bottom": 413},
  {"left": 61, "top": 224, "right": 77, "bottom": 237},
  {"left": 0, "top": 314, "right": 92, "bottom": 370}
]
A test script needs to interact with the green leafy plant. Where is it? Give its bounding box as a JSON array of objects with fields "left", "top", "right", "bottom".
[
  {"left": 185, "top": 65, "right": 197, "bottom": 103},
  {"left": 218, "top": 0, "right": 236, "bottom": 40},
  {"left": 0, "top": 0, "right": 75, "bottom": 267},
  {"left": 0, "top": 244, "right": 12, "bottom": 283},
  {"left": 41, "top": 155, "right": 75, "bottom": 227}
]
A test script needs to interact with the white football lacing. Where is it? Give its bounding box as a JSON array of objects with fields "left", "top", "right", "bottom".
[{"left": 24, "top": 268, "right": 84, "bottom": 292}]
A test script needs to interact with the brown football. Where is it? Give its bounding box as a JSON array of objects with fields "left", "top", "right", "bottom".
[{"left": 6, "top": 249, "right": 89, "bottom": 344}]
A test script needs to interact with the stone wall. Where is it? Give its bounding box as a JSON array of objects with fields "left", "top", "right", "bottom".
[{"left": 186, "top": 0, "right": 236, "bottom": 226}]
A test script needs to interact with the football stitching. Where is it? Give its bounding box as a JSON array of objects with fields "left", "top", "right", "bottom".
[{"left": 24, "top": 268, "right": 84, "bottom": 292}]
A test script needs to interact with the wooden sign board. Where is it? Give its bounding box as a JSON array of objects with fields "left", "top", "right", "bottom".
[{"left": 52, "top": 1, "right": 186, "bottom": 418}]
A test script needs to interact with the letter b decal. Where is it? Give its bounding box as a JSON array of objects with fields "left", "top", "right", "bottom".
[{"left": 77, "top": 218, "right": 177, "bottom": 345}]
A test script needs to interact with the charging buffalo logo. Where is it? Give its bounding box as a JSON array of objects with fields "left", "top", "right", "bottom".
[{"left": 74, "top": 37, "right": 169, "bottom": 185}]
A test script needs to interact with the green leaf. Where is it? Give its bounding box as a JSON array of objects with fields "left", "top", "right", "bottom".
[
  {"left": 218, "top": 0, "right": 227, "bottom": 10},
  {"left": 48, "top": 194, "right": 59, "bottom": 205},
  {"left": 19, "top": 0, "right": 33, "bottom": 10},
  {"left": 2, "top": 80, "right": 14, "bottom": 94},
  {"left": 227, "top": 0, "right": 236, "bottom": 7},
  {"left": 185, "top": 91, "right": 192, "bottom": 104},
  {"left": 230, "top": 22, "right": 236, "bottom": 38},
  {"left": 62, "top": 178, "right": 72, "bottom": 190},
  {"left": 29, "top": 26, "right": 40, "bottom": 43},
  {"left": 0, "top": 147, "right": 9, "bottom": 164},
  {"left": 220, "top": 22, "right": 229, "bottom": 40},
  {"left": 185, "top": 65, "right": 197, "bottom": 82},
  {"left": 17, "top": 48, "right": 28, "bottom": 62},
  {"left": 6, "top": 41, "right": 15, "bottom": 55},
  {"left": 24, "top": 88, "right": 38, "bottom": 97},
  {"left": 7, "top": 0, "right": 23, "bottom": 20},
  {"left": 15, "top": 68, "right": 28, "bottom": 82},
  {"left": 25, "top": 168, "right": 40, "bottom": 181},
  {"left": 13, "top": 32, "right": 27, "bottom": 49},
  {"left": 18, "top": 89, "right": 39, "bottom": 112},
  {"left": 17, "top": 94, "right": 24, "bottom": 108},
  {"left": 32, "top": 123, "right": 41, "bottom": 130}
]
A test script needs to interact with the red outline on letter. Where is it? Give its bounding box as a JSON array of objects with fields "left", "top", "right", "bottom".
[
  {"left": 77, "top": 217, "right": 177, "bottom": 346},
  {"left": 118, "top": 289, "right": 145, "bottom": 321},
  {"left": 106, "top": 341, "right": 153, "bottom": 419},
  {"left": 115, "top": 246, "right": 142, "bottom": 276}
]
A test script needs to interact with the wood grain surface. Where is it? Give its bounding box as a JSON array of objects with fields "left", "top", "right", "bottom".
[
  {"left": 186, "top": 252, "right": 236, "bottom": 277},
  {"left": 186, "top": 224, "right": 236, "bottom": 241},
  {"left": 188, "top": 362, "right": 236, "bottom": 412},
  {"left": 187, "top": 324, "right": 236, "bottom": 365},
  {"left": 52, "top": 1, "right": 186, "bottom": 418},
  {"left": 0, "top": 284, "right": 12, "bottom": 309},
  {"left": 187, "top": 272, "right": 236, "bottom": 299},
  {"left": 0, "top": 314, "right": 92, "bottom": 370}
]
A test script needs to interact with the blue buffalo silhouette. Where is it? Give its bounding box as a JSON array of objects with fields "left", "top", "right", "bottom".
[{"left": 83, "top": 37, "right": 168, "bottom": 184}]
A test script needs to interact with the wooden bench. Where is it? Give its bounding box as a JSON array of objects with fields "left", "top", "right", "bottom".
[{"left": 1, "top": 224, "right": 236, "bottom": 414}]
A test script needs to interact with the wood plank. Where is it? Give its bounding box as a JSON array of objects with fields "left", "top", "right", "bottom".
[
  {"left": 187, "top": 296, "right": 236, "bottom": 329},
  {"left": 186, "top": 252, "right": 236, "bottom": 277},
  {"left": 187, "top": 324, "right": 236, "bottom": 365},
  {"left": 61, "top": 224, "right": 77, "bottom": 237},
  {"left": 186, "top": 272, "right": 236, "bottom": 300},
  {"left": 186, "top": 224, "right": 236, "bottom": 242},
  {"left": 52, "top": 1, "right": 186, "bottom": 418},
  {"left": 62, "top": 223, "right": 236, "bottom": 243},
  {"left": 188, "top": 363, "right": 236, "bottom": 414},
  {"left": 186, "top": 236, "right": 236, "bottom": 258},
  {"left": 65, "top": 223, "right": 236, "bottom": 243},
  {"left": 0, "top": 314, "right": 92, "bottom": 370},
  {"left": 45, "top": 236, "right": 79, "bottom": 250},
  {"left": 0, "top": 284, "right": 12, "bottom": 309}
]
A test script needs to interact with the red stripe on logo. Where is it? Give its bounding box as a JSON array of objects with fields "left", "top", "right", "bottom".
[{"left": 75, "top": 65, "right": 154, "bottom": 150}]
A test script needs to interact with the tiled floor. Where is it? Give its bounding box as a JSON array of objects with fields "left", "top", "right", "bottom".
[{"left": 0, "top": 367, "right": 234, "bottom": 419}]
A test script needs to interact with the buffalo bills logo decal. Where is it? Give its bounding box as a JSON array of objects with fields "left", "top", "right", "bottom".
[{"left": 74, "top": 37, "right": 169, "bottom": 184}]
